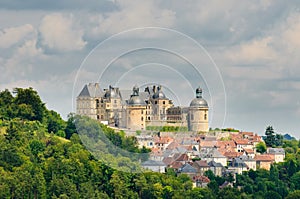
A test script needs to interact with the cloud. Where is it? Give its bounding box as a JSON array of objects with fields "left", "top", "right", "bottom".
[
  {"left": 38, "top": 13, "right": 87, "bottom": 52},
  {"left": 0, "top": 39, "right": 46, "bottom": 81},
  {"left": 0, "top": 24, "right": 35, "bottom": 48},
  {"left": 87, "top": 0, "right": 176, "bottom": 37}
]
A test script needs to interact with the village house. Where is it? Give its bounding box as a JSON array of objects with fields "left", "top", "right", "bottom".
[
  {"left": 141, "top": 160, "right": 166, "bottom": 173},
  {"left": 254, "top": 154, "right": 274, "bottom": 170},
  {"left": 208, "top": 161, "right": 224, "bottom": 176},
  {"left": 192, "top": 176, "right": 210, "bottom": 188},
  {"left": 200, "top": 147, "right": 228, "bottom": 167},
  {"left": 192, "top": 160, "right": 210, "bottom": 175},
  {"left": 267, "top": 148, "right": 285, "bottom": 163},
  {"left": 228, "top": 158, "right": 248, "bottom": 174}
]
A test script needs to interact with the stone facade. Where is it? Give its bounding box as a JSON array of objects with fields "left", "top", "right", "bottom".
[{"left": 77, "top": 83, "right": 209, "bottom": 132}]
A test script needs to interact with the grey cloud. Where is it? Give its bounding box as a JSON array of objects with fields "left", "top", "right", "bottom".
[{"left": 0, "top": 0, "right": 116, "bottom": 11}]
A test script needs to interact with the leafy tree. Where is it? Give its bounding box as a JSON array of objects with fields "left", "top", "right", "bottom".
[
  {"left": 264, "top": 190, "right": 282, "bottom": 199},
  {"left": 286, "top": 190, "right": 300, "bottom": 199},
  {"left": 30, "top": 139, "right": 45, "bottom": 157},
  {"left": 291, "top": 171, "right": 300, "bottom": 189},
  {"left": 45, "top": 110, "right": 66, "bottom": 134},
  {"left": 269, "top": 165, "right": 279, "bottom": 182},
  {"left": 13, "top": 87, "right": 46, "bottom": 122},
  {"left": 65, "top": 113, "right": 77, "bottom": 139},
  {"left": 256, "top": 141, "right": 267, "bottom": 154}
]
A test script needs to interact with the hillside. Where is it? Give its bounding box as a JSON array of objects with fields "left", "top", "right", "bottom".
[{"left": 1, "top": 88, "right": 300, "bottom": 198}]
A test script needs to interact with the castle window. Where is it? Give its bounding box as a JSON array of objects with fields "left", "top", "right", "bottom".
[
  {"left": 101, "top": 115, "right": 104, "bottom": 119},
  {"left": 97, "top": 115, "right": 100, "bottom": 120},
  {"left": 148, "top": 117, "right": 151, "bottom": 120},
  {"left": 163, "top": 101, "right": 165, "bottom": 105},
  {"left": 204, "top": 114, "right": 207, "bottom": 120},
  {"left": 141, "top": 117, "right": 144, "bottom": 121},
  {"left": 141, "top": 110, "right": 143, "bottom": 114},
  {"left": 155, "top": 101, "right": 158, "bottom": 104}
]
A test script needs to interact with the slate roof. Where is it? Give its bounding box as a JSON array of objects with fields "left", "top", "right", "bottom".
[
  {"left": 141, "top": 160, "right": 166, "bottom": 167},
  {"left": 230, "top": 158, "right": 248, "bottom": 168},
  {"left": 200, "top": 148, "right": 226, "bottom": 159},
  {"left": 268, "top": 148, "right": 285, "bottom": 155},
  {"left": 238, "top": 155, "right": 255, "bottom": 161},
  {"left": 208, "top": 161, "right": 223, "bottom": 167},
  {"left": 78, "top": 83, "right": 104, "bottom": 97},
  {"left": 179, "top": 163, "right": 197, "bottom": 173}
]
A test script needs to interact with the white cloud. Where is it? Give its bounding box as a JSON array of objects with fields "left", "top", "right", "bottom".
[
  {"left": 0, "top": 24, "right": 35, "bottom": 48},
  {"left": 88, "top": 0, "right": 175, "bottom": 37},
  {"left": 0, "top": 39, "right": 46, "bottom": 81},
  {"left": 226, "top": 36, "right": 276, "bottom": 64},
  {"left": 38, "top": 13, "right": 87, "bottom": 52}
]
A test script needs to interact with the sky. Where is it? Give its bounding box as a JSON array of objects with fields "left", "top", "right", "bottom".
[{"left": 1, "top": 0, "right": 300, "bottom": 138}]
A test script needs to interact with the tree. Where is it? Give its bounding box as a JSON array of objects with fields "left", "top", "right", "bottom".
[
  {"left": 264, "top": 126, "right": 276, "bottom": 147},
  {"left": 286, "top": 190, "right": 300, "bottom": 199},
  {"left": 46, "top": 110, "right": 66, "bottom": 134},
  {"left": 264, "top": 190, "right": 282, "bottom": 199},
  {"left": 291, "top": 171, "right": 300, "bottom": 189},
  {"left": 65, "top": 113, "right": 77, "bottom": 139},
  {"left": 263, "top": 126, "right": 283, "bottom": 147},
  {"left": 256, "top": 142, "right": 267, "bottom": 154},
  {"left": 275, "top": 134, "right": 283, "bottom": 147},
  {"left": 13, "top": 87, "right": 46, "bottom": 122},
  {"left": 0, "top": 89, "right": 14, "bottom": 120},
  {"left": 269, "top": 165, "right": 279, "bottom": 182}
]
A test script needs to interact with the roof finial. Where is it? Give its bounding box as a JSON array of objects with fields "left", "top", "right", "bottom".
[
  {"left": 196, "top": 87, "right": 202, "bottom": 98},
  {"left": 132, "top": 85, "right": 139, "bottom": 96}
]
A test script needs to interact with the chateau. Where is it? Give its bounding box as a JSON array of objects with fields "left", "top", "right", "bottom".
[{"left": 76, "top": 83, "right": 209, "bottom": 132}]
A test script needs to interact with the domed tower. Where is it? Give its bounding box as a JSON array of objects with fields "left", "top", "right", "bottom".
[
  {"left": 126, "top": 86, "right": 147, "bottom": 130},
  {"left": 188, "top": 87, "right": 209, "bottom": 132}
]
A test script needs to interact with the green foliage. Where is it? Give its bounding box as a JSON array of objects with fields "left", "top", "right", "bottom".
[
  {"left": 286, "top": 190, "right": 300, "bottom": 199},
  {"left": 13, "top": 87, "right": 46, "bottom": 122},
  {"left": 256, "top": 141, "right": 267, "bottom": 154},
  {"left": 263, "top": 126, "right": 283, "bottom": 147},
  {"left": 1, "top": 87, "right": 300, "bottom": 198}
]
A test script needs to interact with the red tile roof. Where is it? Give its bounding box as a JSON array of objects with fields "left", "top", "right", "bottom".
[
  {"left": 193, "top": 175, "right": 210, "bottom": 183},
  {"left": 254, "top": 154, "right": 274, "bottom": 162}
]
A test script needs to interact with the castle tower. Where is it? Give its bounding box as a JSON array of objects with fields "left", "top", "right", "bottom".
[
  {"left": 188, "top": 87, "right": 209, "bottom": 132},
  {"left": 126, "top": 86, "right": 147, "bottom": 130},
  {"left": 76, "top": 83, "right": 103, "bottom": 120}
]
